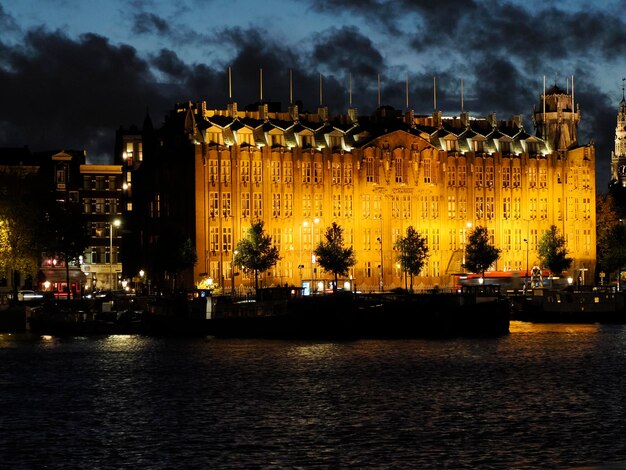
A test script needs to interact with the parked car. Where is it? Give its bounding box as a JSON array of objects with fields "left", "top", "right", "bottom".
[{"left": 13, "top": 290, "right": 44, "bottom": 301}]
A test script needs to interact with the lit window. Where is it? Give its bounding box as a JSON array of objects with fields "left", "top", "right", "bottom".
[
  {"left": 448, "top": 166, "right": 456, "bottom": 186},
  {"left": 241, "top": 193, "right": 250, "bottom": 218},
  {"left": 344, "top": 163, "right": 353, "bottom": 185},
  {"left": 332, "top": 163, "right": 341, "bottom": 185},
  {"left": 302, "top": 162, "right": 311, "bottom": 183},
  {"left": 333, "top": 194, "right": 341, "bottom": 217},
  {"left": 313, "top": 162, "right": 322, "bottom": 184},
  {"left": 502, "top": 167, "right": 510, "bottom": 187},
  {"left": 284, "top": 193, "right": 293, "bottom": 217},
  {"left": 458, "top": 166, "right": 467, "bottom": 187},
  {"left": 240, "top": 161, "right": 250, "bottom": 183},
  {"left": 485, "top": 166, "right": 494, "bottom": 187},
  {"left": 253, "top": 193, "right": 262, "bottom": 218},
  {"left": 222, "top": 192, "right": 231, "bottom": 217},
  {"left": 314, "top": 193, "right": 323, "bottom": 217},
  {"left": 365, "top": 157, "right": 374, "bottom": 183},
  {"left": 252, "top": 160, "right": 262, "bottom": 183},
  {"left": 395, "top": 157, "right": 403, "bottom": 183},
  {"left": 283, "top": 161, "right": 293, "bottom": 183},
  {"left": 221, "top": 160, "right": 231, "bottom": 183},
  {"left": 272, "top": 193, "right": 281, "bottom": 217},
  {"left": 222, "top": 227, "right": 232, "bottom": 252},
  {"left": 423, "top": 159, "right": 431, "bottom": 184}
]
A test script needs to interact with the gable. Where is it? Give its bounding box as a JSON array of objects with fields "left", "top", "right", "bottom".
[{"left": 362, "top": 129, "right": 435, "bottom": 152}]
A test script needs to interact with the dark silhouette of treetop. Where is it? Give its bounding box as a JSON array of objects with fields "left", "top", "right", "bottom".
[
  {"left": 394, "top": 225, "right": 429, "bottom": 292},
  {"left": 313, "top": 222, "right": 356, "bottom": 293},
  {"left": 464, "top": 225, "right": 501, "bottom": 279},
  {"left": 234, "top": 221, "right": 280, "bottom": 290},
  {"left": 538, "top": 224, "right": 572, "bottom": 281}
]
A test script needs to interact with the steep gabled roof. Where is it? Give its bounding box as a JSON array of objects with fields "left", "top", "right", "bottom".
[{"left": 206, "top": 115, "right": 233, "bottom": 128}]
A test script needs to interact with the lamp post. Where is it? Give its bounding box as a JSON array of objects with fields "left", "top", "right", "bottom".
[
  {"left": 231, "top": 250, "right": 238, "bottom": 295},
  {"left": 139, "top": 269, "right": 145, "bottom": 295},
  {"left": 312, "top": 218, "right": 320, "bottom": 292},
  {"left": 377, "top": 236, "right": 383, "bottom": 292},
  {"left": 109, "top": 218, "right": 121, "bottom": 291},
  {"left": 462, "top": 221, "right": 472, "bottom": 268},
  {"left": 300, "top": 220, "right": 308, "bottom": 282},
  {"left": 376, "top": 215, "right": 384, "bottom": 292},
  {"left": 523, "top": 238, "right": 529, "bottom": 291}
]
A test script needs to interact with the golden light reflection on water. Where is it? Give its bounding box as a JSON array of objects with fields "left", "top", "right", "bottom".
[
  {"left": 510, "top": 320, "right": 601, "bottom": 334},
  {"left": 0, "top": 333, "right": 148, "bottom": 351},
  {"left": 287, "top": 342, "right": 343, "bottom": 359},
  {"left": 100, "top": 334, "right": 146, "bottom": 352}
]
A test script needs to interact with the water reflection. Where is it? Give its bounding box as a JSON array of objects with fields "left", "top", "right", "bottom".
[
  {"left": 1, "top": 324, "right": 626, "bottom": 468},
  {"left": 510, "top": 320, "right": 602, "bottom": 334}
]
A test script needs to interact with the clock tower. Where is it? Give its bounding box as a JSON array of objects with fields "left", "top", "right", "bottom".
[{"left": 611, "top": 79, "right": 626, "bottom": 186}]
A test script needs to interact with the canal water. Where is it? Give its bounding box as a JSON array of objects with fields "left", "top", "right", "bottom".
[{"left": 1, "top": 322, "right": 626, "bottom": 469}]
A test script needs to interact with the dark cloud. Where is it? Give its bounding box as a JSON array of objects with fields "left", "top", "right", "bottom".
[
  {"left": 0, "top": 1, "right": 620, "bottom": 188},
  {"left": 0, "top": 29, "right": 176, "bottom": 162},
  {"left": 313, "top": 0, "right": 404, "bottom": 35},
  {"left": 312, "top": 26, "right": 384, "bottom": 79},
  {"left": 151, "top": 48, "right": 188, "bottom": 79},
  {"left": 466, "top": 54, "right": 536, "bottom": 116},
  {"left": 570, "top": 71, "right": 616, "bottom": 191},
  {"left": 0, "top": 3, "right": 19, "bottom": 33},
  {"left": 132, "top": 12, "right": 171, "bottom": 35},
  {"left": 315, "top": 0, "right": 626, "bottom": 64}
]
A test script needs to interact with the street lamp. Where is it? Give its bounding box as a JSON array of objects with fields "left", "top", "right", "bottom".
[
  {"left": 300, "top": 220, "right": 308, "bottom": 282},
  {"left": 377, "top": 237, "right": 383, "bottom": 292},
  {"left": 462, "top": 221, "right": 472, "bottom": 268},
  {"left": 138, "top": 269, "right": 145, "bottom": 294},
  {"left": 375, "top": 215, "right": 383, "bottom": 292},
  {"left": 312, "top": 218, "right": 320, "bottom": 291},
  {"left": 109, "top": 218, "right": 121, "bottom": 291},
  {"left": 231, "top": 250, "right": 238, "bottom": 295},
  {"left": 523, "top": 238, "right": 529, "bottom": 291}
]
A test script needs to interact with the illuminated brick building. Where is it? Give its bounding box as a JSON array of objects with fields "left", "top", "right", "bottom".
[{"left": 125, "top": 84, "right": 596, "bottom": 292}]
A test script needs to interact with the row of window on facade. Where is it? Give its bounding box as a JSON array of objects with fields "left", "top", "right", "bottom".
[
  {"left": 203, "top": 158, "right": 591, "bottom": 189},
  {"left": 83, "top": 198, "right": 119, "bottom": 214},
  {"left": 82, "top": 247, "right": 120, "bottom": 264},
  {"left": 205, "top": 260, "right": 442, "bottom": 286},
  {"left": 202, "top": 190, "right": 593, "bottom": 221},
  {"left": 81, "top": 176, "right": 119, "bottom": 190}
]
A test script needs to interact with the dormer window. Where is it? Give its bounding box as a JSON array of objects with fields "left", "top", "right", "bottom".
[
  {"left": 270, "top": 133, "right": 285, "bottom": 147},
  {"left": 300, "top": 134, "right": 314, "bottom": 148},
  {"left": 329, "top": 135, "right": 342, "bottom": 149},
  {"left": 445, "top": 139, "right": 458, "bottom": 151},
  {"left": 208, "top": 131, "right": 223, "bottom": 145}
]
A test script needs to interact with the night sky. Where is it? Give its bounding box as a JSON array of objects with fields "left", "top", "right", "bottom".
[{"left": 1, "top": 0, "right": 625, "bottom": 189}]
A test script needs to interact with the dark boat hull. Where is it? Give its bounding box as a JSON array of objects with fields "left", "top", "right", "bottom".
[
  {"left": 18, "top": 291, "right": 511, "bottom": 339},
  {"left": 145, "top": 293, "right": 511, "bottom": 339},
  {"left": 511, "top": 289, "right": 626, "bottom": 324}
]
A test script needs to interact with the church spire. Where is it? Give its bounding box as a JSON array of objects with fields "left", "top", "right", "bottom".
[{"left": 611, "top": 82, "right": 626, "bottom": 184}]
